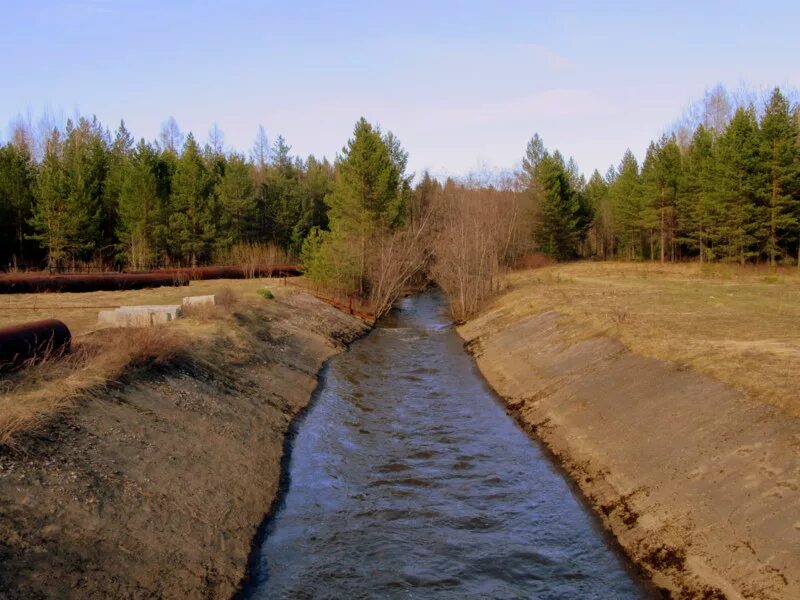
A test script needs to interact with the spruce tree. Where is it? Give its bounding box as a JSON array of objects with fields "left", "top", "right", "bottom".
[{"left": 532, "top": 153, "right": 585, "bottom": 259}]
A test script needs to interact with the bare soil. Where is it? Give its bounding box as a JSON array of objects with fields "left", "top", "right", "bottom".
[
  {"left": 0, "top": 290, "right": 368, "bottom": 598},
  {"left": 459, "top": 305, "right": 800, "bottom": 599}
]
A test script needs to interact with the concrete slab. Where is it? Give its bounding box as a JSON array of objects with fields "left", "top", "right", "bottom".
[
  {"left": 182, "top": 295, "right": 216, "bottom": 309},
  {"left": 97, "top": 304, "right": 182, "bottom": 328}
]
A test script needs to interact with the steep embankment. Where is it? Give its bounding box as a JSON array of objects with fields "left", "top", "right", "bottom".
[
  {"left": 459, "top": 307, "right": 800, "bottom": 600},
  {"left": 0, "top": 291, "right": 368, "bottom": 599}
]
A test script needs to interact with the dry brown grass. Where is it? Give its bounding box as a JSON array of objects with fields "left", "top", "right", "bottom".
[
  {"left": 0, "top": 277, "right": 292, "bottom": 445},
  {"left": 490, "top": 261, "right": 800, "bottom": 416}
]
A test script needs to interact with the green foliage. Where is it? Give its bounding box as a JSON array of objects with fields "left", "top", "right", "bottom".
[
  {"left": 303, "top": 118, "right": 408, "bottom": 295},
  {"left": 0, "top": 143, "right": 35, "bottom": 266},
  {"left": 609, "top": 150, "right": 644, "bottom": 259},
  {"left": 524, "top": 136, "right": 592, "bottom": 260},
  {"left": 167, "top": 133, "right": 214, "bottom": 265},
  {"left": 760, "top": 88, "right": 800, "bottom": 265},
  {"left": 258, "top": 288, "right": 274, "bottom": 300},
  {"left": 117, "top": 140, "right": 161, "bottom": 269},
  {"left": 216, "top": 153, "right": 256, "bottom": 249},
  {"left": 714, "top": 107, "right": 766, "bottom": 263},
  {"left": 29, "top": 130, "right": 74, "bottom": 267},
  {"left": 571, "top": 85, "right": 800, "bottom": 265},
  {"left": 1, "top": 115, "right": 342, "bottom": 270}
]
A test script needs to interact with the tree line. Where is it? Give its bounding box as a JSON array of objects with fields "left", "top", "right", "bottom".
[
  {"left": 531, "top": 86, "right": 800, "bottom": 266},
  {"left": 2, "top": 82, "right": 797, "bottom": 314},
  {"left": 0, "top": 117, "right": 333, "bottom": 270}
]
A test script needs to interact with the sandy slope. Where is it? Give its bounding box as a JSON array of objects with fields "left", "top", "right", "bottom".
[
  {"left": 459, "top": 308, "right": 800, "bottom": 599},
  {"left": 0, "top": 292, "right": 368, "bottom": 599}
]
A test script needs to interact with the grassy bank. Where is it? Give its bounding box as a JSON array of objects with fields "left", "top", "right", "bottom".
[
  {"left": 495, "top": 261, "right": 800, "bottom": 416},
  {"left": 0, "top": 278, "right": 293, "bottom": 445}
]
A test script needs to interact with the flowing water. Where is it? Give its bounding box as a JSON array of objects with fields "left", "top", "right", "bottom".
[{"left": 242, "top": 291, "right": 652, "bottom": 599}]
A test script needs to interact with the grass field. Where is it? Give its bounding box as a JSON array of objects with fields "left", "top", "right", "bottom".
[
  {"left": 0, "top": 277, "right": 289, "bottom": 334},
  {"left": 0, "top": 278, "right": 288, "bottom": 444},
  {"left": 493, "top": 262, "right": 800, "bottom": 416}
]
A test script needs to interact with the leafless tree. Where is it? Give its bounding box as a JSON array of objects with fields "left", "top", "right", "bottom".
[
  {"left": 159, "top": 117, "right": 184, "bottom": 153},
  {"left": 429, "top": 179, "right": 533, "bottom": 321},
  {"left": 251, "top": 125, "right": 269, "bottom": 184},
  {"left": 207, "top": 123, "right": 225, "bottom": 155}
]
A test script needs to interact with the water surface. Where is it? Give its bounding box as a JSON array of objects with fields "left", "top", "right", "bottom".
[{"left": 244, "top": 291, "right": 651, "bottom": 599}]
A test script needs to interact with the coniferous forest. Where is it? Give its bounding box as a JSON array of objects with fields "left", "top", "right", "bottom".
[{"left": 1, "top": 84, "right": 799, "bottom": 280}]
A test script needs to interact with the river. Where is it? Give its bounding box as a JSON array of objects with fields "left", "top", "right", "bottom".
[{"left": 241, "top": 291, "right": 652, "bottom": 599}]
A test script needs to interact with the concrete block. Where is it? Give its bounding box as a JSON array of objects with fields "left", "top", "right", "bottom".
[
  {"left": 182, "top": 294, "right": 216, "bottom": 309},
  {"left": 97, "top": 305, "right": 182, "bottom": 328},
  {"left": 98, "top": 309, "right": 154, "bottom": 327}
]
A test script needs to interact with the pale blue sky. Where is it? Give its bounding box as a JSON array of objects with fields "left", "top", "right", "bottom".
[{"left": 2, "top": 0, "right": 799, "bottom": 178}]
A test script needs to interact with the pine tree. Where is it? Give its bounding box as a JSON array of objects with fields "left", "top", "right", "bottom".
[
  {"left": 117, "top": 140, "right": 160, "bottom": 269},
  {"left": 715, "top": 107, "right": 765, "bottom": 263},
  {"left": 60, "top": 117, "right": 109, "bottom": 263},
  {"left": 103, "top": 121, "right": 134, "bottom": 260},
  {"left": 642, "top": 136, "right": 681, "bottom": 261},
  {"left": 760, "top": 87, "right": 800, "bottom": 265},
  {"left": 291, "top": 155, "right": 333, "bottom": 253},
  {"left": 609, "top": 150, "right": 644, "bottom": 259},
  {"left": 168, "top": 133, "right": 213, "bottom": 265},
  {"left": 29, "top": 130, "right": 75, "bottom": 268},
  {"left": 304, "top": 118, "right": 404, "bottom": 294},
  {"left": 585, "top": 170, "right": 612, "bottom": 258},
  {"left": 0, "top": 143, "right": 36, "bottom": 267},
  {"left": 216, "top": 153, "right": 256, "bottom": 249},
  {"left": 677, "top": 125, "right": 717, "bottom": 261}
]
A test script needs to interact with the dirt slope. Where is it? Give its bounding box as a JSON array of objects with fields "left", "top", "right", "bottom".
[
  {"left": 459, "top": 308, "right": 800, "bottom": 600},
  {"left": 0, "top": 292, "right": 368, "bottom": 599}
]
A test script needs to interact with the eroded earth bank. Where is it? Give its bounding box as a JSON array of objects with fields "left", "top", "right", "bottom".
[
  {"left": 0, "top": 291, "right": 367, "bottom": 599},
  {"left": 459, "top": 306, "right": 800, "bottom": 599}
]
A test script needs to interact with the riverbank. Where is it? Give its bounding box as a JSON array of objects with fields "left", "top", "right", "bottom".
[
  {"left": 458, "top": 263, "right": 800, "bottom": 599},
  {"left": 0, "top": 282, "right": 368, "bottom": 598}
]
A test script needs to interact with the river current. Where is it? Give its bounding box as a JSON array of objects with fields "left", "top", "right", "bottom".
[{"left": 242, "top": 291, "right": 652, "bottom": 599}]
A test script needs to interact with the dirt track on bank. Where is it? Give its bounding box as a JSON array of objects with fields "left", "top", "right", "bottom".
[
  {"left": 0, "top": 291, "right": 367, "bottom": 599},
  {"left": 459, "top": 308, "right": 800, "bottom": 600}
]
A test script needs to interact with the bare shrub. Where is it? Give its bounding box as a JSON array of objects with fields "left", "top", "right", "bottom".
[
  {"left": 366, "top": 214, "right": 433, "bottom": 318},
  {"left": 430, "top": 179, "right": 534, "bottom": 322},
  {"left": 215, "top": 242, "right": 290, "bottom": 277}
]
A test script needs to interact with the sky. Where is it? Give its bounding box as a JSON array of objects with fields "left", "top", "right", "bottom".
[{"left": 2, "top": 0, "right": 799, "bottom": 179}]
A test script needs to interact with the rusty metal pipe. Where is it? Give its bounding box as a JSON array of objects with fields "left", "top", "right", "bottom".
[
  {"left": 0, "top": 319, "right": 72, "bottom": 372},
  {"left": 0, "top": 273, "right": 188, "bottom": 294}
]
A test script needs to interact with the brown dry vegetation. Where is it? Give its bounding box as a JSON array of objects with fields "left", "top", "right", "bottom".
[
  {"left": 430, "top": 181, "right": 534, "bottom": 321},
  {"left": 0, "top": 278, "right": 289, "bottom": 445},
  {"left": 494, "top": 261, "right": 800, "bottom": 415}
]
